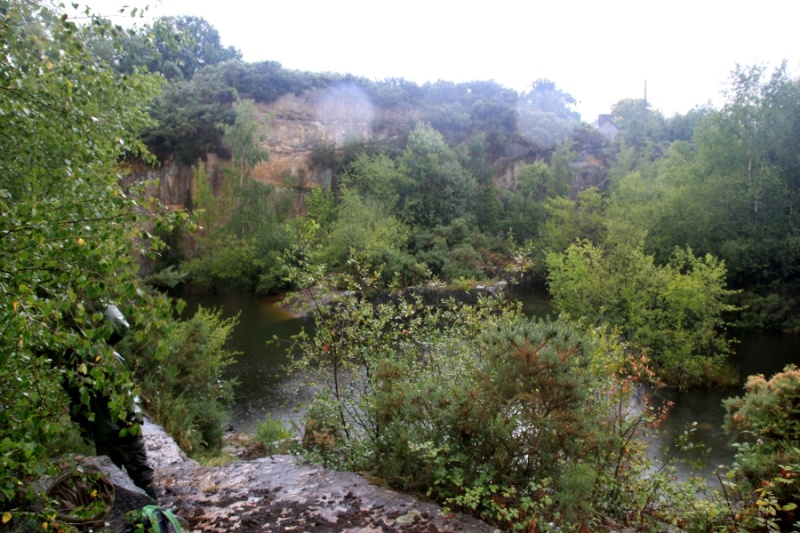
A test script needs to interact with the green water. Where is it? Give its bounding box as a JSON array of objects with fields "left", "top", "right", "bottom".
[
  {"left": 172, "top": 286, "right": 312, "bottom": 432},
  {"left": 174, "top": 284, "right": 800, "bottom": 479}
]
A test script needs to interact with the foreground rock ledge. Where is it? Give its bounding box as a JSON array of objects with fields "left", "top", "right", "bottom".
[{"left": 142, "top": 421, "right": 497, "bottom": 532}]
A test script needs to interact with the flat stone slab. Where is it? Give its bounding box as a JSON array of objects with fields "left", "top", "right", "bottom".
[{"left": 142, "top": 421, "right": 496, "bottom": 532}]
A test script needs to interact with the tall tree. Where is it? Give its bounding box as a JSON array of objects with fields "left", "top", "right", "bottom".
[
  {"left": 89, "top": 15, "right": 240, "bottom": 80},
  {"left": 500, "top": 161, "right": 550, "bottom": 242},
  {"left": 610, "top": 98, "right": 666, "bottom": 156},
  {"left": 340, "top": 152, "right": 410, "bottom": 213},
  {"left": 691, "top": 64, "right": 796, "bottom": 286},
  {"left": 517, "top": 79, "right": 581, "bottom": 148},
  {"left": 664, "top": 105, "right": 712, "bottom": 143},
  {"left": 184, "top": 100, "right": 295, "bottom": 294},
  {"left": 317, "top": 190, "right": 412, "bottom": 282},
  {"left": 539, "top": 187, "right": 607, "bottom": 255},
  {"left": 0, "top": 0, "right": 178, "bottom": 517},
  {"left": 521, "top": 78, "right": 580, "bottom": 120},
  {"left": 219, "top": 99, "right": 272, "bottom": 239},
  {"left": 399, "top": 123, "right": 477, "bottom": 228},
  {"left": 146, "top": 15, "right": 240, "bottom": 80}
]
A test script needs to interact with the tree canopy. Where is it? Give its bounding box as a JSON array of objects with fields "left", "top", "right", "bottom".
[{"left": 106, "top": 14, "right": 241, "bottom": 80}]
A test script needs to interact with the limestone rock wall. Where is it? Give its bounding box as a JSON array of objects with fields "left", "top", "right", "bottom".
[
  {"left": 250, "top": 85, "right": 415, "bottom": 189},
  {"left": 126, "top": 86, "right": 609, "bottom": 212},
  {"left": 122, "top": 153, "right": 225, "bottom": 211}
]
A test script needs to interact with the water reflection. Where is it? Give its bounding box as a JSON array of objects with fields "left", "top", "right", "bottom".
[
  {"left": 172, "top": 284, "right": 800, "bottom": 478},
  {"left": 508, "top": 278, "right": 554, "bottom": 318},
  {"left": 627, "top": 329, "right": 800, "bottom": 480},
  {"left": 172, "top": 286, "right": 312, "bottom": 432},
  {"left": 730, "top": 329, "right": 800, "bottom": 379},
  {"left": 646, "top": 386, "right": 738, "bottom": 481}
]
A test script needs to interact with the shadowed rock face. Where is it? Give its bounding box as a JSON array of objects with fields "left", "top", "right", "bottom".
[
  {"left": 141, "top": 420, "right": 496, "bottom": 533},
  {"left": 125, "top": 86, "right": 608, "bottom": 218}
]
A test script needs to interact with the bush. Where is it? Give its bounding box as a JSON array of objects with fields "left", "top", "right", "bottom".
[
  {"left": 255, "top": 417, "right": 293, "bottom": 446},
  {"left": 547, "top": 242, "right": 737, "bottom": 388},
  {"left": 123, "top": 306, "right": 239, "bottom": 453},
  {"left": 289, "top": 264, "right": 706, "bottom": 530},
  {"left": 184, "top": 236, "right": 262, "bottom": 291},
  {"left": 358, "top": 316, "right": 607, "bottom": 529},
  {"left": 411, "top": 220, "right": 511, "bottom": 283},
  {"left": 441, "top": 242, "right": 484, "bottom": 280},
  {"left": 724, "top": 365, "right": 800, "bottom": 521}
]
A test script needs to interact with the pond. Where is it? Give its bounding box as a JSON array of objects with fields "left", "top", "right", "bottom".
[
  {"left": 174, "top": 283, "right": 800, "bottom": 479},
  {"left": 172, "top": 286, "right": 312, "bottom": 432},
  {"left": 649, "top": 329, "right": 800, "bottom": 479}
]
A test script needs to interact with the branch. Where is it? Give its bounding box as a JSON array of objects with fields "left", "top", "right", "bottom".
[{"left": 0, "top": 86, "right": 73, "bottom": 118}]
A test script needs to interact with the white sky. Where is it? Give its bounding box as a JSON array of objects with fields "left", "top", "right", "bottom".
[{"left": 80, "top": 0, "right": 799, "bottom": 122}]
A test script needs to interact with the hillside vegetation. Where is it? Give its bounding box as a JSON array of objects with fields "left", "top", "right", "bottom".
[{"left": 3, "top": 3, "right": 800, "bottom": 531}]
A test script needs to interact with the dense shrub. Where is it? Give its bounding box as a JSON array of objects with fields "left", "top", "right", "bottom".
[
  {"left": 287, "top": 263, "right": 716, "bottom": 530},
  {"left": 409, "top": 219, "right": 512, "bottom": 282},
  {"left": 123, "top": 307, "right": 239, "bottom": 453},
  {"left": 547, "top": 241, "right": 737, "bottom": 388},
  {"left": 141, "top": 67, "right": 237, "bottom": 163},
  {"left": 724, "top": 366, "right": 800, "bottom": 526}
]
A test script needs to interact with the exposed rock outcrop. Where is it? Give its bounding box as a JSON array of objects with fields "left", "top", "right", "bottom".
[
  {"left": 250, "top": 86, "right": 416, "bottom": 189},
  {"left": 122, "top": 155, "right": 225, "bottom": 211},
  {"left": 125, "top": 86, "right": 609, "bottom": 214},
  {"left": 142, "top": 420, "right": 496, "bottom": 532}
]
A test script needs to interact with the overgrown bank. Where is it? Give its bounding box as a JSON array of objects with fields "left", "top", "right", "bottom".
[
  {"left": 265, "top": 266, "right": 800, "bottom": 532},
  {"left": 4, "top": 1, "right": 800, "bottom": 531}
]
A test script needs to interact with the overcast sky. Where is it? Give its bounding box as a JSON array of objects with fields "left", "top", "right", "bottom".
[{"left": 79, "top": 0, "right": 799, "bottom": 122}]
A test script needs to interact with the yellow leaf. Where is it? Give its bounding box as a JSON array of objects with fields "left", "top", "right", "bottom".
[
  {"left": 78, "top": 363, "right": 87, "bottom": 374},
  {"left": 77, "top": 237, "right": 85, "bottom": 246},
  {"left": 45, "top": 61, "right": 53, "bottom": 70},
  {"left": 2, "top": 512, "right": 11, "bottom": 524},
  {"left": 12, "top": 301, "right": 18, "bottom": 313}
]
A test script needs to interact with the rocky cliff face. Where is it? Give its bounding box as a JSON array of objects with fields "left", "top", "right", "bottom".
[
  {"left": 128, "top": 86, "right": 608, "bottom": 212},
  {"left": 250, "top": 85, "right": 416, "bottom": 189},
  {"left": 126, "top": 85, "right": 419, "bottom": 212},
  {"left": 122, "top": 153, "right": 226, "bottom": 211}
]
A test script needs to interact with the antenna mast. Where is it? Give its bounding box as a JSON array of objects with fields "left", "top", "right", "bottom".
[{"left": 642, "top": 80, "right": 647, "bottom": 135}]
